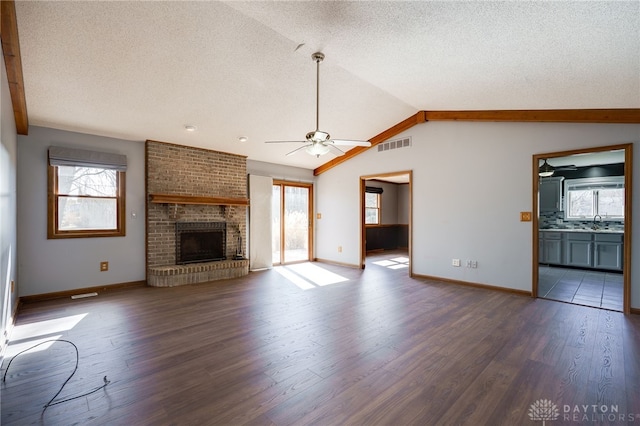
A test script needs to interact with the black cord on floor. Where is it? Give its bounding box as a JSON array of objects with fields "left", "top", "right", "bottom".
[{"left": 2, "top": 339, "right": 110, "bottom": 411}]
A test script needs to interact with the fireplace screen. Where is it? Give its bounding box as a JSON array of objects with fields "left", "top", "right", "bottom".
[{"left": 176, "top": 222, "right": 226, "bottom": 264}]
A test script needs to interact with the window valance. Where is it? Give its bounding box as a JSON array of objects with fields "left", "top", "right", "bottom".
[
  {"left": 365, "top": 186, "right": 383, "bottom": 194},
  {"left": 48, "top": 146, "right": 127, "bottom": 171}
]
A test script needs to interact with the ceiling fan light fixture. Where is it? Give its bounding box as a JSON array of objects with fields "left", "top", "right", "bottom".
[
  {"left": 305, "top": 143, "right": 330, "bottom": 158},
  {"left": 539, "top": 159, "right": 555, "bottom": 177},
  {"left": 307, "top": 130, "right": 330, "bottom": 143}
]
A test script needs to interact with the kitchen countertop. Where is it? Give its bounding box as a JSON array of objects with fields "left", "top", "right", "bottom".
[{"left": 540, "top": 228, "right": 624, "bottom": 234}]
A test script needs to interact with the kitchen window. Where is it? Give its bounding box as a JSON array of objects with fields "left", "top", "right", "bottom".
[
  {"left": 48, "top": 146, "right": 127, "bottom": 238},
  {"left": 564, "top": 177, "right": 624, "bottom": 220}
]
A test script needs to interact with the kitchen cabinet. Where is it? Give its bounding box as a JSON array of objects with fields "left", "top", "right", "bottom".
[
  {"left": 539, "top": 232, "right": 562, "bottom": 264},
  {"left": 539, "top": 230, "right": 623, "bottom": 272},
  {"left": 564, "top": 233, "right": 592, "bottom": 268},
  {"left": 539, "top": 177, "right": 564, "bottom": 212},
  {"left": 593, "top": 233, "right": 623, "bottom": 270}
]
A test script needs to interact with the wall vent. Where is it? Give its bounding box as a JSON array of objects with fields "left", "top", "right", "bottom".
[{"left": 377, "top": 137, "right": 412, "bottom": 152}]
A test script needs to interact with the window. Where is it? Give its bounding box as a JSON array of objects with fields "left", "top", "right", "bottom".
[
  {"left": 365, "top": 192, "right": 381, "bottom": 224},
  {"left": 564, "top": 177, "right": 624, "bottom": 220},
  {"left": 48, "top": 146, "right": 127, "bottom": 238}
]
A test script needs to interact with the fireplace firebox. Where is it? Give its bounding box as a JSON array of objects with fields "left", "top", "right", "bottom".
[{"left": 176, "top": 222, "right": 226, "bottom": 264}]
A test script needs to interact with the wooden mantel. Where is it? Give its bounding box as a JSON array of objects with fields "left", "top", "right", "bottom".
[{"left": 149, "top": 193, "right": 249, "bottom": 206}]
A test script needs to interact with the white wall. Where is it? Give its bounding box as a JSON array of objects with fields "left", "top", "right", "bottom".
[
  {"left": 316, "top": 121, "right": 640, "bottom": 308},
  {"left": 1, "top": 53, "right": 18, "bottom": 351},
  {"left": 17, "top": 127, "right": 146, "bottom": 296}
]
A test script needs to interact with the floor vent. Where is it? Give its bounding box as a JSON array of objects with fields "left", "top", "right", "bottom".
[{"left": 377, "top": 137, "right": 412, "bottom": 152}]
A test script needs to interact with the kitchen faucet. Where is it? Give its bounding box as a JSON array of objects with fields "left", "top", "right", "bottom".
[{"left": 592, "top": 214, "right": 602, "bottom": 230}]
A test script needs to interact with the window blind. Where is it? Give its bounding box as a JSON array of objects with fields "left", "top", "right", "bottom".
[
  {"left": 48, "top": 146, "right": 127, "bottom": 171},
  {"left": 365, "top": 186, "right": 383, "bottom": 194}
]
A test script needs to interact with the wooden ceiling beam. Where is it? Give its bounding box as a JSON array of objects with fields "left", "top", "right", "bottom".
[
  {"left": 1, "top": 0, "right": 29, "bottom": 135},
  {"left": 313, "top": 109, "right": 640, "bottom": 176},
  {"left": 424, "top": 109, "right": 640, "bottom": 123}
]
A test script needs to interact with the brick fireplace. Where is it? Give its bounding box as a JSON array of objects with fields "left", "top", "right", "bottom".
[{"left": 145, "top": 140, "right": 249, "bottom": 287}]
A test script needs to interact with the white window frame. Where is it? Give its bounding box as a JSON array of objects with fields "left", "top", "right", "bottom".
[
  {"left": 564, "top": 176, "right": 624, "bottom": 221},
  {"left": 365, "top": 192, "right": 381, "bottom": 225}
]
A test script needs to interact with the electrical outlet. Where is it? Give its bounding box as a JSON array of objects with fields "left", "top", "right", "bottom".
[
  {"left": 466, "top": 260, "right": 472, "bottom": 268},
  {"left": 471, "top": 261, "right": 478, "bottom": 268},
  {"left": 317, "top": 213, "right": 322, "bottom": 219},
  {"left": 100, "top": 261, "right": 109, "bottom": 272},
  {"left": 520, "top": 212, "right": 532, "bottom": 222},
  {"left": 338, "top": 246, "right": 342, "bottom": 253},
  {"left": 452, "top": 259, "right": 461, "bottom": 267}
]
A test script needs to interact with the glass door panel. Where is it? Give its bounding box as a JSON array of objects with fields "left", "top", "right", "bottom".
[
  {"left": 284, "top": 186, "right": 309, "bottom": 263},
  {"left": 272, "top": 182, "right": 312, "bottom": 265}
]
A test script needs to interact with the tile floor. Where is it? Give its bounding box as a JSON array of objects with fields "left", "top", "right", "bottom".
[{"left": 538, "top": 265, "right": 623, "bottom": 311}]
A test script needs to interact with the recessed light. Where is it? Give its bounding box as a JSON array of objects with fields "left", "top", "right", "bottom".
[
  {"left": 184, "top": 125, "right": 197, "bottom": 132},
  {"left": 238, "top": 136, "right": 248, "bottom": 143}
]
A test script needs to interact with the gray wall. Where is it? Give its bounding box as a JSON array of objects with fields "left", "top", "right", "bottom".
[
  {"left": 17, "top": 127, "right": 146, "bottom": 296},
  {"left": 1, "top": 53, "right": 18, "bottom": 353},
  {"left": 315, "top": 121, "right": 640, "bottom": 309},
  {"left": 365, "top": 181, "right": 399, "bottom": 224}
]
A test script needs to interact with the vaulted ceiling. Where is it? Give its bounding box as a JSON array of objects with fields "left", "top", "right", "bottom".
[{"left": 10, "top": 1, "right": 640, "bottom": 170}]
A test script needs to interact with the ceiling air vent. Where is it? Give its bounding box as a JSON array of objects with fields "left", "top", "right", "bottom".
[{"left": 377, "top": 137, "right": 412, "bottom": 152}]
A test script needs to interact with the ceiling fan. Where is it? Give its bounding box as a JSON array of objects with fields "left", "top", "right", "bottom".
[
  {"left": 266, "top": 52, "right": 371, "bottom": 157},
  {"left": 539, "top": 159, "right": 577, "bottom": 177}
]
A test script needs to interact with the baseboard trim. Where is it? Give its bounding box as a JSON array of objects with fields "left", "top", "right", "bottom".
[
  {"left": 314, "top": 258, "right": 361, "bottom": 269},
  {"left": 412, "top": 273, "right": 533, "bottom": 297},
  {"left": 20, "top": 280, "right": 147, "bottom": 304},
  {"left": 631, "top": 307, "right": 640, "bottom": 315}
]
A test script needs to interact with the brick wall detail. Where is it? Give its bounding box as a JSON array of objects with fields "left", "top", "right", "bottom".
[{"left": 146, "top": 140, "right": 248, "bottom": 283}]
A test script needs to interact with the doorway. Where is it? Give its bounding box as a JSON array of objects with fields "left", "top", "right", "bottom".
[
  {"left": 532, "top": 144, "right": 632, "bottom": 313},
  {"left": 359, "top": 171, "right": 412, "bottom": 274},
  {"left": 272, "top": 180, "right": 313, "bottom": 265}
]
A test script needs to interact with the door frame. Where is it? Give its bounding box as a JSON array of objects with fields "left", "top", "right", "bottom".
[
  {"left": 531, "top": 143, "right": 633, "bottom": 314},
  {"left": 272, "top": 180, "right": 314, "bottom": 265},
  {"left": 359, "top": 170, "right": 413, "bottom": 275}
]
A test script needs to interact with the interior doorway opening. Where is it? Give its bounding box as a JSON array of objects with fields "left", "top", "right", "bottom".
[
  {"left": 360, "top": 171, "right": 412, "bottom": 274},
  {"left": 532, "top": 144, "right": 632, "bottom": 314}
]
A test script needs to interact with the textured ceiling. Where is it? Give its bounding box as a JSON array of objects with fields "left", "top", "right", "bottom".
[{"left": 14, "top": 1, "right": 640, "bottom": 170}]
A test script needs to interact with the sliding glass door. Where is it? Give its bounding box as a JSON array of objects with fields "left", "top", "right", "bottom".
[{"left": 272, "top": 181, "right": 313, "bottom": 265}]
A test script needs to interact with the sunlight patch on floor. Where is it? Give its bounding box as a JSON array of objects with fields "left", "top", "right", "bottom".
[
  {"left": 275, "top": 262, "right": 349, "bottom": 290},
  {"left": 372, "top": 260, "right": 396, "bottom": 267},
  {"left": 389, "top": 264, "right": 409, "bottom": 269},
  {"left": 373, "top": 256, "right": 410, "bottom": 269},
  {"left": 6, "top": 313, "right": 88, "bottom": 355}
]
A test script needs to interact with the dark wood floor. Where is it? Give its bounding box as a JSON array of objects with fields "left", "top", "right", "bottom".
[{"left": 2, "top": 250, "right": 640, "bottom": 425}]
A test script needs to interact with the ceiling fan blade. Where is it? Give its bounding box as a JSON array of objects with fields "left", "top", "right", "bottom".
[
  {"left": 330, "top": 139, "right": 372, "bottom": 147},
  {"left": 286, "top": 144, "right": 311, "bottom": 156},
  {"left": 556, "top": 165, "right": 577, "bottom": 170},
  {"left": 326, "top": 144, "right": 345, "bottom": 156},
  {"left": 265, "top": 140, "right": 308, "bottom": 144}
]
